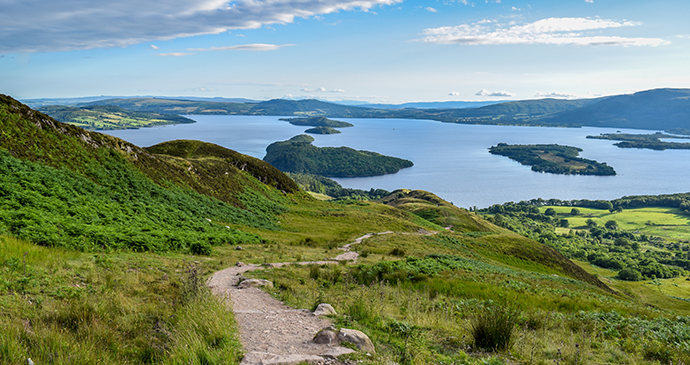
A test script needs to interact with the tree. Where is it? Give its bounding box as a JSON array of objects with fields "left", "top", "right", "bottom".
[
  {"left": 605, "top": 220, "right": 618, "bottom": 230},
  {"left": 618, "top": 268, "right": 643, "bottom": 281},
  {"left": 614, "top": 237, "right": 630, "bottom": 247},
  {"left": 586, "top": 219, "right": 598, "bottom": 228},
  {"left": 544, "top": 208, "right": 556, "bottom": 216},
  {"left": 559, "top": 219, "right": 570, "bottom": 228},
  {"left": 570, "top": 208, "right": 581, "bottom": 216}
]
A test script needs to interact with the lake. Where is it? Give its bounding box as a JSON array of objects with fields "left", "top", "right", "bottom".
[{"left": 103, "top": 115, "right": 690, "bottom": 208}]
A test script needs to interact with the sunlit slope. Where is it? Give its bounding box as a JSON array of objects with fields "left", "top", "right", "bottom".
[{"left": 379, "top": 189, "right": 611, "bottom": 291}]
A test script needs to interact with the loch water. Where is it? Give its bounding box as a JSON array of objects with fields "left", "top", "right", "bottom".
[{"left": 103, "top": 115, "right": 690, "bottom": 208}]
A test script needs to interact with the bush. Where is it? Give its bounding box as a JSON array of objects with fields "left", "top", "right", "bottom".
[
  {"left": 470, "top": 305, "right": 520, "bottom": 352},
  {"left": 190, "top": 241, "right": 212, "bottom": 256},
  {"left": 617, "top": 268, "right": 643, "bottom": 281},
  {"left": 390, "top": 247, "right": 406, "bottom": 257}
]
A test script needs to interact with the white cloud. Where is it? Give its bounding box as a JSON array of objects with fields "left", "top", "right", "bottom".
[
  {"left": 476, "top": 89, "right": 514, "bottom": 97},
  {"left": 585, "top": 0, "right": 594, "bottom": 3},
  {"left": 188, "top": 43, "right": 294, "bottom": 51},
  {"left": 156, "top": 52, "right": 192, "bottom": 57},
  {"left": 150, "top": 45, "right": 159, "bottom": 50},
  {"left": 534, "top": 92, "right": 578, "bottom": 99},
  {"left": 425, "top": 7, "right": 438, "bottom": 12},
  {"left": 0, "top": 0, "right": 400, "bottom": 53},
  {"left": 422, "top": 17, "right": 669, "bottom": 46},
  {"left": 449, "top": 91, "right": 460, "bottom": 96},
  {"left": 301, "top": 87, "right": 345, "bottom": 93}
]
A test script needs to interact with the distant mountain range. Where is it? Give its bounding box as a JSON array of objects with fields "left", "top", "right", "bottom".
[
  {"left": 22, "top": 96, "right": 258, "bottom": 108},
  {"left": 25, "top": 88, "right": 690, "bottom": 133},
  {"left": 337, "top": 100, "right": 507, "bottom": 109}
]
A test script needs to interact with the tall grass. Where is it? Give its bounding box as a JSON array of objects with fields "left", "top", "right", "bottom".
[
  {"left": 0, "top": 235, "right": 243, "bottom": 364},
  {"left": 470, "top": 305, "right": 520, "bottom": 352}
]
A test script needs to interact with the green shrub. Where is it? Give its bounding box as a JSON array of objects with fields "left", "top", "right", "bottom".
[
  {"left": 470, "top": 305, "right": 520, "bottom": 352},
  {"left": 190, "top": 242, "right": 212, "bottom": 256}
]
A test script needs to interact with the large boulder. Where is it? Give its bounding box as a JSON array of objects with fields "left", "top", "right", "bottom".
[
  {"left": 337, "top": 328, "right": 375, "bottom": 353},
  {"left": 313, "top": 329, "right": 339, "bottom": 345},
  {"left": 313, "top": 303, "right": 337, "bottom": 316}
]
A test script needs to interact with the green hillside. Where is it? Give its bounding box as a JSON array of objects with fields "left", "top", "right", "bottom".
[
  {"left": 78, "top": 88, "right": 690, "bottom": 131},
  {"left": 38, "top": 105, "right": 194, "bottom": 130},
  {"left": 540, "top": 88, "right": 690, "bottom": 131},
  {"left": 2, "top": 95, "right": 690, "bottom": 364}
]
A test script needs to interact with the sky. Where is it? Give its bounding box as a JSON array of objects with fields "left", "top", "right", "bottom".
[{"left": 1, "top": 0, "right": 689, "bottom": 103}]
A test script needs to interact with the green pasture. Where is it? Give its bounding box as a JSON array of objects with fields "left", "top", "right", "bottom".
[{"left": 541, "top": 205, "right": 690, "bottom": 241}]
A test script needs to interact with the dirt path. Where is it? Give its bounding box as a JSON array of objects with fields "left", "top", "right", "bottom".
[{"left": 207, "top": 231, "right": 433, "bottom": 365}]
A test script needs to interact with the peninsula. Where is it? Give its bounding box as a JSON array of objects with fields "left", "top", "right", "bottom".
[{"left": 587, "top": 132, "right": 690, "bottom": 151}]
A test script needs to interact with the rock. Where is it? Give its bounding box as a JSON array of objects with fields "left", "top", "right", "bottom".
[
  {"left": 313, "top": 303, "right": 337, "bottom": 316},
  {"left": 338, "top": 328, "right": 375, "bottom": 353},
  {"left": 236, "top": 261, "right": 245, "bottom": 267},
  {"left": 313, "top": 329, "right": 339, "bottom": 345},
  {"left": 235, "top": 245, "right": 244, "bottom": 250},
  {"left": 27, "top": 359, "right": 34, "bottom": 365},
  {"left": 238, "top": 278, "right": 274, "bottom": 289}
]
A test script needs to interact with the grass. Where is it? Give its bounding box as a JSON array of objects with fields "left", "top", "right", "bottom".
[
  {"left": 539, "top": 206, "right": 690, "bottom": 241},
  {"left": 0, "top": 235, "right": 243, "bottom": 365},
  {"left": 574, "top": 259, "right": 690, "bottom": 316},
  {"left": 3, "top": 96, "right": 690, "bottom": 364}
]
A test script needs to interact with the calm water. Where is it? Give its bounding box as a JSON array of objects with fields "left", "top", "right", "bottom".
[{"left": 103, "top": 115, "right": 690, "bottom": 208}]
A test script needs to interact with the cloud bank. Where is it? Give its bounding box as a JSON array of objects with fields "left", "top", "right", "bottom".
[
  {"left": 476, "top": 89, "right": 514, "bottom": 97},
  {"left": 0, "top": 0, "right": 400, "bottom": 53},
  {"left": 534, "top": 92, "right": 578, "bottom": 99},
  {"left": 422, "top": 17, "right": 668, "bottom": 46},
  {"left": 301, "top": 87, "right": 345, "bottom": 93},
  {"left": 188, "top": 43, "right": 294, "bottom": 51}
]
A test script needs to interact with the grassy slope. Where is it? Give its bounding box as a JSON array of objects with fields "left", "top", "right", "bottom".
[
  {"left": 38, "top": 105, "right": 195, "bottom": 130},
  {"left": 3, "top": 96, "right": 690, "bottom": 364}
]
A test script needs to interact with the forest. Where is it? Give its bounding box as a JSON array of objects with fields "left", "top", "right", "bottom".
[
  {"left": 263, "top": 135, "right": 413, "bottom": 177},
  {"left": 587, "top": 132, "right": 690, "bottom": 150},
  {"left": 479, "top": 195, "right": 690, "bottom": 282},
  {"left": 279, "top": 116, "right": 354, "bottom": 128},
  {"left": 488, "top": 143, "right": 616, "bottom": 175}
]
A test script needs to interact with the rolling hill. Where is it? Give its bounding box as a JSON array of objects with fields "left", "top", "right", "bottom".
[{"left": 2, "top": 94, "right": 689, "bottom": 365}]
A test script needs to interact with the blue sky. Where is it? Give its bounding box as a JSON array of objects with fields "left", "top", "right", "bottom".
[{"left": 1, "top": 0, "right": 688, "bottom": 103}]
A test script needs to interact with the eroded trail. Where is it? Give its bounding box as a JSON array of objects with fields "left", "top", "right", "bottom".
[{"left": 208, "top": 231, "right": 432, "bottom": 365}]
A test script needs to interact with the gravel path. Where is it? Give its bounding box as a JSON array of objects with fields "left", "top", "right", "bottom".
[{"left": 207, "top": 233, "right": 387, "bottom": 365}]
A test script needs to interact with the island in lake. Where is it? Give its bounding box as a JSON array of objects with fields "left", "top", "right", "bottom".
[
  {"left": 489, "top": 143, "right": 616, "bottom": 176},
  {"left": 279, "top": 116, "right": 354, "bottom": 128},
  {"left": 263, "top": 134, "right": 413, "bottom": 177},
  {"left": 304, "top": 126, "right": 341, "bottom": 134},
  {"left": 586, "top": 132, "right": 690, "bottom": 151}
]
